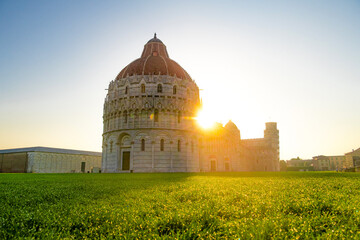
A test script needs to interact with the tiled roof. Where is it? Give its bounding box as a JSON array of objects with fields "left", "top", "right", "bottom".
[{"left": 115, "top": 35, "right": 192, "bottom": 80}]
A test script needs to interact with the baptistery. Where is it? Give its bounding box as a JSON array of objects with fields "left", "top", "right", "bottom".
[{"left": 102, "top": 34, "right": 201, "bottom": 172}]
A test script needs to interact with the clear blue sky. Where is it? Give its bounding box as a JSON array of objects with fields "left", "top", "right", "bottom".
[{"left": 0, "top": 0, "right": 359, "bottom": 160}]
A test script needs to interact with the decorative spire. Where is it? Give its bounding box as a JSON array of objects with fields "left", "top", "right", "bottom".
[{"left": 146, "top": 33, "right": 163, "bottom": 44}]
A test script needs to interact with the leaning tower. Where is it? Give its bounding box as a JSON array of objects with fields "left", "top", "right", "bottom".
[
  {"left": 264, "top": 122, "right": 280, "bottom": 171},
  {"left": 102, "top": 34, "right": 201, "bottom": 173}
]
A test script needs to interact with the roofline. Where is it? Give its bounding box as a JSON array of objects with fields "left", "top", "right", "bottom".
[
  {"left": 0, "top": 146, "right": 102, "bottom": 156},
  {"left": 345, "top": 147, "right": 360, "bottom": 155}
]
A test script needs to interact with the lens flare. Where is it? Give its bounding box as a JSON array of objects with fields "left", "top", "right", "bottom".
[{"left": 196, "top": 109, "right": 215, "bottom": 129}]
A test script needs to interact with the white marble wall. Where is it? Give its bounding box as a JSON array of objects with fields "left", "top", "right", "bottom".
[
  {"left": 102, "top": 129, "right": 200, "bottom": 173},
  {"left": 27, "top": 152, "right": 101, "bottom": 173},
  {"left": 102, "top": 74, "right": 201, "bottom": 173}
]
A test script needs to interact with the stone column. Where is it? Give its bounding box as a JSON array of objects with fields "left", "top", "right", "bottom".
[
  {"left": 118, "top": 115, "right": 121, "bottom": 129},
  {"left": 130, "top": 141, "right": 134, "bottom": 171},
  {"left": 120, "top": 114, "right": 123, "bottom": 129},
  {"left": 133, "top": 112, "right": 135, "bottom": 129},
  {"left": 102, "top": 144, "right": 107, "bottom": 172},
  {"left": 170, "top": 141, "right": 173, "bottom": 171},
  {"left": 126, "top": 112, "right": 129, "bottom": 129},
  {"left": 152, "top": 109, "right": 155, "bottom": 128},
  {"left": 116, "top": 142, "right": 120, "bottom": 172},
  {"left": 151, "top": 141, "right": 155, "bottom": 171}
]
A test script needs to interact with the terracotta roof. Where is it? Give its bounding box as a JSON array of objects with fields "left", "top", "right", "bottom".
[{"left": 115, "top": 34, "right": 192, "bottom": 80}]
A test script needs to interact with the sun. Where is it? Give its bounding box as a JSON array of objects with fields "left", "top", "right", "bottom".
[{"left": 195, "top": 109, "right": 216, "bottom": 129}]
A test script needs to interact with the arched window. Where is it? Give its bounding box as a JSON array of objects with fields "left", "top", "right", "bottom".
[
  {"left": 110, "top": 141, "right": 113, "bottom": 153},
  {"left": 123, "top": 111, "right": 127, "bottom": 123},
  {"left": 160, "top": 139, "right": 164, "bottom": 151},
  {"left": 173, "top": 86, "right": 177, "bottom": 95},
  {"left": 141, "top": 84, "right": 145, "bottom": 93},
  {"left": 134, "top": 110, "right": 139, "bottom": 123},
  {"left": 177, "top": 140, "right": 181, "bottom": 152},
  {"left": 154, "top": 109, "right": 159, "bottom": 122},
  {"left": 141, "top": 139, "right": 145, "bottom": 151},
  {"left": 157, "top": 84, "right": 162, "bottom": 93},
  {"left": 125, "top": 86, "right": 129, "bottom": 95},
  {"left": 178, "top": 112, "right": 181, "bottom": 123}
]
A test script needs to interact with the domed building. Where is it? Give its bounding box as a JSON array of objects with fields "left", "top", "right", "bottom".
[
  {"left": 102, "top": 34, "right": 201, "bottom": 172},
  {"left": 102, "top": 34, "right": 280, "bottom": 172}
]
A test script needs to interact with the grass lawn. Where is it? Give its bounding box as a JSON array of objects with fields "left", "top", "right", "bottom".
[{"left": 0, "top": 172, "right": 360, "bottom": 239}]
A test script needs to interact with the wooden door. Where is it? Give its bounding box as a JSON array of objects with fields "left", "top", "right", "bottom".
[
  {"left": 81, "top": 162, "right": 86, "bottom": 173},
  {"left": 210, "top": 160, "right": 216, "bottom": 172},
  {"left": 122, "top": 151, "right": 130, "bottom": 170}
]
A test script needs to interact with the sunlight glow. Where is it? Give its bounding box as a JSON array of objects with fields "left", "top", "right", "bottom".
[{"left": 195, "top": 109, "right": 216, "bottom": 129}]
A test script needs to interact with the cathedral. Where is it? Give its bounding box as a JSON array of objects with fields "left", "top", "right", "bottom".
[{"left": 101, "top": 34, "right": 279, "bottom": 173}]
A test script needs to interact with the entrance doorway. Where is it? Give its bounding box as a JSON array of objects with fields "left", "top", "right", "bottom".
[
  {"left": 81, "top": 162, "right": 86, "bottom": 173},
  {"left": 210, "top": 160, "right": 216, "bottom": 171},
  {"left": 122, "top": 151, "right": 130, "bottom": 170},
  {"left": 225, "top": 162, "right": 230, "bottom": 171}
]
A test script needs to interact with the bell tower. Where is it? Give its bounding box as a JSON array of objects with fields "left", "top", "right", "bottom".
[{"left": 264, "top": 122, "right": 280, "bottom": 171}]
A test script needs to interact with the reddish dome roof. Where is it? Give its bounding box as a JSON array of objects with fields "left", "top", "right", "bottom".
[{"left": 115, "top": 34, "right": 192, "bottom": 80}]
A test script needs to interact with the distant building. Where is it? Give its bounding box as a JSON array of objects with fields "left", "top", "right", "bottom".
[
  {"left": 287, "top": 148, "right": 359, "bottom": 172},
  {"left": 313, "top": 154, "right": 348, "bottom": 171},
  {"left": 240, "top": 122, "right": 280, "bottom": 171},
  {"left": 344, "top": 148, "right": 360, "bottom": 169},
  {"left": 312, "top": 155, "right": 331, "bottom": 171},
  {"left": 0, "top": 147, "right": 101, "bottom": 173},
  {"left": 286, "top": 158, "right": 313, "bottom": 171},
  {"left": 312, "top": 155, "right": 346, "bottom": 171},
  {"left": 198, "top": 121, "right": 279, "bottom": 172},
  {"left": 327, "top": 155, "right": 345, "bottom": 170},
  {"left": 101, "top": 34, "right": 280, "bottom": 173},
  {"left": 199, "top": 122, "right": 241, "bottom": 172}
]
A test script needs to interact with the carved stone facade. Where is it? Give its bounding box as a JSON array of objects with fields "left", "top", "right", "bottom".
[{"left": 102, "top": 35, "right": 280, "bottom": 172}]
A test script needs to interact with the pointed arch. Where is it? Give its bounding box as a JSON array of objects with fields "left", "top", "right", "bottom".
[
  {"left": 160, "top": 139, "right": 164, "bottom": 151},
  {"left": 157, "top": 84, "right": 162, "bottom": 93},
  {"left": 177, "top": 139, "right": 181, "bottom": 152},
  {"left": 141, "top": 139, "right": 145, "bottom": 151},
  {"left": 154, "top": 109, "right": 159, "bottom": 122},
  {"left": 123, "top": 110, "right": 128, "bottom": 123},
  {"left": 141, "top": 84, "right": 145, "bottom": 93}
]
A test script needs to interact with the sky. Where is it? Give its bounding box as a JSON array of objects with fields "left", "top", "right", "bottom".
[{"left": 0, "top": 0, "right": 359, "bottom": 160}]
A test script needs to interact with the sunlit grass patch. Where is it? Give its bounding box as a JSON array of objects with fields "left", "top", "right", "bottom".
[{"left": 0, "top": 172, "right": 359, "bottom": 238}]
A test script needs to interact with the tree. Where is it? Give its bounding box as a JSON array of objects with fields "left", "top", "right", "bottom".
[{"left": 280, "top": 160, "right": 287, "bottom": 171}]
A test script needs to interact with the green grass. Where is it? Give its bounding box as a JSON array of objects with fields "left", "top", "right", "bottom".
[{"left": 0, "top": 172, "right": 360, "bottom": 239}]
